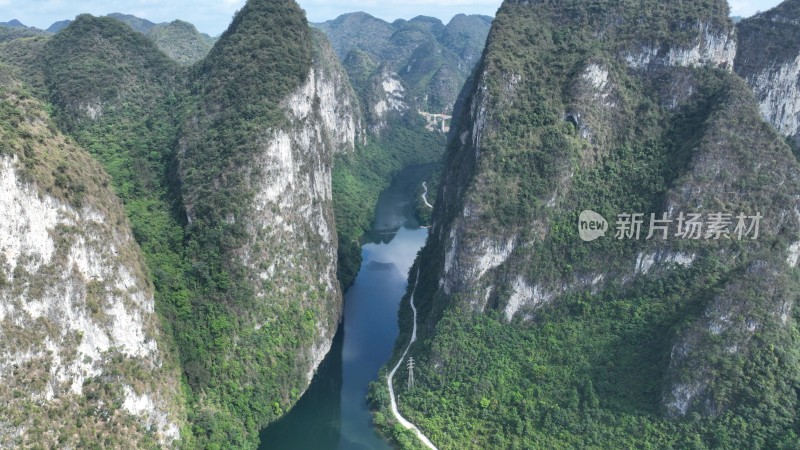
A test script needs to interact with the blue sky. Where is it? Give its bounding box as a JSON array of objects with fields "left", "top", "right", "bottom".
[{"left": 0, "top": 0, "right": 784, "bottom": 36}]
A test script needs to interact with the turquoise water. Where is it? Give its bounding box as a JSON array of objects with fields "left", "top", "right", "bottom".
[{"left": 259, "top": 164, "right": 433, "bottom": 449}]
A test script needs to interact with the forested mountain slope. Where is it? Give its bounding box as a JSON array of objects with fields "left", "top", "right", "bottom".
[
  {"left": 375, "top": 0, "right": 800, "bottom": 448},
  {"left": 43, "top": 13, "right": 215, "bottom": 65},
  {"left": 175, "top": 1, "right": 362, "bottom": 443},
  {"left": 0, "top": 68, "right": 187, "bottom": 448},
  {"left": 0, "top": 0, "right": 364, "bottom": 447},
  {"left": 735, "top": 0, "right": 800, "bottom": 156},
  {"left": 145, "top": 20, "right": 214, "bottom": 65},
  {"left": 315, "top": 13, "right": 492, "bottom": 117}
]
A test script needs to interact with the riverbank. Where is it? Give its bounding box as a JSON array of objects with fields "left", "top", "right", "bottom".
[
  {"left": 259, "top": 164, "right": 432, "bottom": 449},
  {"left": 386, "top": 269, "right": 438, "bottom": 450}
]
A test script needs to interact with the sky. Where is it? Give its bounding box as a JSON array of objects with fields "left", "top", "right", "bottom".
[{"left": 0, "top": 0, "right": 785, "bottom": 36}]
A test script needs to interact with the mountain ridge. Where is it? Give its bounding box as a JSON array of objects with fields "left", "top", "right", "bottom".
[
  {"left": 314, "top": 12, "right": 492, "bottom": 116},
  {"left": 0, "top": 67, "right": 188, "bottom": 449},
  {"left": 0, "top": 1, "right": 365, "bottom": 447},
  {"left": 373, "top": 0, "right": 800, "bottom": 448}
]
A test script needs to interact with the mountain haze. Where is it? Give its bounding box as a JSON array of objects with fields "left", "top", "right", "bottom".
[{"left": 315, "top": 13, "right": 492, "bottom": 116}]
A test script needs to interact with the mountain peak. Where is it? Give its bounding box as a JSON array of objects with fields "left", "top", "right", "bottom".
[
  {"left": 1, "top": 19, "right": 26, "bottom": 29},
  {"left": 47, "top": 20, "right": 72, "bottom": 33},
  {"left": 199, "top": 0, "right": 311, "bottom": 109},
  {"left": 106, "top": 12, "right": 157, "bottom": 33}
]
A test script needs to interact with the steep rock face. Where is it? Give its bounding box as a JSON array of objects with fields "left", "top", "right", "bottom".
[
  {"left": 436, "top": 5, "right": 739, "bottom": 312},
  {"left": 622, "top": 22, "right": 736, "bottom": 71},
  {"left": 176, "top": 1, "right": 363, "bottom": 443},
  {"left": 243, "top": 30, "right": 364, "bottom": 381},
  {"left": 340, "top": 49, "right": 409, "bottom": 134},
  {"left": 735, "top": 0, "right": 800, "bottom": 147},
  {"left": 0, "top": 77, "right": 185, "bottom": 448},
  {"left": 366, "top": 67, "right": 409, "bottom": 134},
  {"left": 655, "top": 82, "right": 800, "bottom": 418},
  {"left": 392, "top": 1, "right": 800, "bottom": 446},
  {"left": 434, "top": 0, "right": 763, "bottom": 325}
]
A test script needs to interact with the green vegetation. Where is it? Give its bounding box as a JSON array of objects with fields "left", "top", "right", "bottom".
[
  {"left": 0, "top": 24, "right": 48, "bottom": 42},
  {"left": 146, "top": 20, "right": 214, "bottom": 65},
  {"left": 735, "top": 0, "right": 800, "bottom": 70},
  {"left": 46, "top": 13, "right": 217, "bottom": 65},
  {"left": 315, "top": 13, "right": 492, "bottom": 113},
  {"left": 182, "top": 0, "right": 311, "bottom": 300},
  {"left": 0, "top": 68, "right": 188, "bottom": 449},
  {"left": 375, "top": 0, "right": 800, "bottom": 449},
  {"left": 375, "top": 253, "right": 800, "bottom": 449},
  {"left": 175, "top": 1, "right": 322, "bottom": 446},
  {"left": 0, "top": 35, "right": 50, "bottom": 97},
  {"left": 333, "top": 115, "right": 444, "bottom": 287},
  {"left": 34, "top": 2, "right": 330, "bottom": 447},
  {"left": 735, "top": 0, "right": 800, "bottom": 154}
]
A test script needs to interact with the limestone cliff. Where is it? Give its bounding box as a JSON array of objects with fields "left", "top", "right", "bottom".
[
  {"left": 384, "top": 0, "right": 800, "bottom": 447},
  {"left": 735, "top": 0, "right": 800, "bottom": 147},
  {"left": 0, "top": 75, "right": 186, "bottom": 448},
  {"left": 176, "top": 1, "right": 363, "bottom": 444},
  {"left": 434, "top": 2, "right": 745, "bottom": 316},
  {"left": 238, "top": 29, "right": 364, "bottom": 382}
]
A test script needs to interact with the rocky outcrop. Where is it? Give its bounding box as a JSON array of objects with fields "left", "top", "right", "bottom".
[
  {"left": 368, "top": 67, "right": 408, "bottom": 134},
  {"left": 245, "top": 31, "right": 364, "bottom": 382},
  {"left": 0, "top": 77, "right": 185, "bottom": 448},
  {"left": 413, "top": 0, "right": 800, "bottom": 429},
  {"left": 623, "top": 21, "right": 736, "bottom": 71},
  {"left": 735, "top": 0, "right": 800, "bottom": 146}
]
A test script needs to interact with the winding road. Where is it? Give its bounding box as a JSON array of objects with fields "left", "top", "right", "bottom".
[
  {"left": 386, "top": 269, "right": 438, "bottom": 450},
  {"left": 421, "top": 182, "right": 433, "bottom": 209}
]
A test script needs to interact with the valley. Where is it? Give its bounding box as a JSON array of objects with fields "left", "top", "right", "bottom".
[
  {"left": 260, "top": 163, "right": 432, "bottom": 449},
  {"left": 1, "top": 0, "right": 799, "bottom": 449}
]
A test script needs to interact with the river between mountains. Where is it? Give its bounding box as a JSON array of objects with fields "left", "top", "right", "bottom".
[{"left": 259, "top": 163, "right": 435, "bottom": 449}]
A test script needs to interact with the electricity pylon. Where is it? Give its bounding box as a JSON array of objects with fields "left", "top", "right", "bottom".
[{"left": 407, "top": 357, "right": 415, "bottom": 389}]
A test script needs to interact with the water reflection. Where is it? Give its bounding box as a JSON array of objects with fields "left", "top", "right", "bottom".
[{"left": 259, "top": 164, "right": 434, "bottom": 449}]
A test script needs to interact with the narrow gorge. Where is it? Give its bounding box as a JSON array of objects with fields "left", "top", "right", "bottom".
[{"left": 2, "top": 0, "right": 800, "bottom": 449}]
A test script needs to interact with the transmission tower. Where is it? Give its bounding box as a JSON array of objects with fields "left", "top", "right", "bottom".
[{"left": 406, "top": 357, "right": 415, "bottom": 389}]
